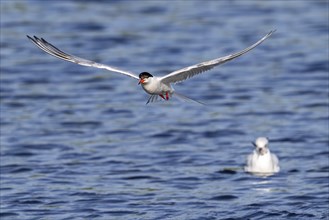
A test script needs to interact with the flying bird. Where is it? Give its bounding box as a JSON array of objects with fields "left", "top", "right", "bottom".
[
  {"left": 244, "top": 137, "right": 280, "bottom": 175},
  {"left": 27, "top": 30, "right": 275, "bottom": 104}
]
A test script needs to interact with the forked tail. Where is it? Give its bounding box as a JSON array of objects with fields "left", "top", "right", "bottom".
[
  {"left": 174, "top": 92, "right": 205, "bottom": 105},
  {"left": 146, "top": 92, "right": 204, "bottom": 105}
]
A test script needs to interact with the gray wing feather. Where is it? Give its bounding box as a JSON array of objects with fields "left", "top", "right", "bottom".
[
  {"left": 271, "top": 153, "right": 279, "bottom": 165},
  {"left": 160, "top": 30, "right": 275, "bottom": 84},
  {"left": 27, "top": 35, "right": 139, "bottom": 80}
]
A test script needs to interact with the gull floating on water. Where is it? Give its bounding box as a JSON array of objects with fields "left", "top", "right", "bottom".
[
  {"left": 245, "top": 137, "right": 280, "bottom": 175},
  {"left": 27, "top": 30, "right": 275, "bottom": 104}
]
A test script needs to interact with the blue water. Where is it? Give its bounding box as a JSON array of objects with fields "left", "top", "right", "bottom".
[{"left": 1, "top": 1, "right": 328, "bottom": 219}]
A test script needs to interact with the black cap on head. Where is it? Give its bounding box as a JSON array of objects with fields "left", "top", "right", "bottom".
[{"left": 139, "top": 72, "right": 153, "bottom": 79}]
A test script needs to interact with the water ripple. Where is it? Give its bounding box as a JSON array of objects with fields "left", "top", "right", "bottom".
[{"left": 1, "top": 1, "right": 328, "bottom": 219}]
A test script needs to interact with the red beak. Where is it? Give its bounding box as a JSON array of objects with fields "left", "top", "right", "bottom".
[{"left": 138, "top": 79, "right": 144, "bottom": 85}]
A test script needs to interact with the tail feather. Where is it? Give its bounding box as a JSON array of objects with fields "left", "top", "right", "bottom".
[
  {"left": 146, "top": 95, "right": 160, "bottom": 104},
  {"left": 174, "top": 92, "right": 205, "bottom": 105},
  {"left": 146, "top": 92, "right": 205, "bottom": 105}
]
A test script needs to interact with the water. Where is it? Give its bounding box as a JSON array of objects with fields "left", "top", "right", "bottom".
[{"left": 1, "top": 1, "right": 328, "bottom": 219}]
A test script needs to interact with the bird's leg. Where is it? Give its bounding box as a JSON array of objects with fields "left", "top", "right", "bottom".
[
  {"left": 166, "top": 92, "right": 169, "bottom": 100},
  {"left": 159, "top": 94, "right": 165, "bottom": 100}
]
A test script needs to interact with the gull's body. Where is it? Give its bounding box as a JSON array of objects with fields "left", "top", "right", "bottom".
[
  {"left": 27, "top": 30, "right": 275, "bottom": 104},
  {"left": 245, "top": 137, "right": 280, "bottom": 174}
]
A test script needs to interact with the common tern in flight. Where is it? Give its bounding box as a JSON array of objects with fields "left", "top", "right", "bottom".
[
  {"left": 27, "top": 30, "right": 275, "bottom": 104},
  {"left": 245, "top": 137, "right": 280, "bottom": 175}
]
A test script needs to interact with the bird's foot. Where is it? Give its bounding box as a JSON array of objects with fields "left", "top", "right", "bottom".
[{"left": 159, "top": 92, "right": 169, "bottom": 101}]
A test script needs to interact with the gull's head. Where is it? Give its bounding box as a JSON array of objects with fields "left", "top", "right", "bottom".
[
  {"left": 138, "top": 72, "right": 153, "bottom": 85},
  {"left": 253, "top": 137, "right": 269, "bottom": 156}
]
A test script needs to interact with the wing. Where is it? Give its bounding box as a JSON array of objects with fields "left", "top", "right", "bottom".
[
  {"left": 271, "top": 153, "right": 279, "bottom": 166},
  {"left": 27, "top": 35, "right": 139, "bottom": 80},
  {"left": 244, "top": 154, "right": 253, "bottom": 172},
  {"left": 160, "top": 30, "right": 275, "bottom": 84},
  {"left": 246, "top": 154, "right": 253, "bottom": 166}
]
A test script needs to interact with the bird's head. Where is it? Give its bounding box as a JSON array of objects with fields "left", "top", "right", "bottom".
[
  {"left": 138, "top": 72, "right": 153, "bottom": 85},
  {"left": 253, "top": 137, "right": 269, "bottom": 155}
]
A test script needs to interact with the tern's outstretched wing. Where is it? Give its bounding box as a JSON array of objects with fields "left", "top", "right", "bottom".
[
  {"left": 27, "top": 35, "right": 139, "bottom": 80},
  {"left": 160, "top": 30, "right": 275, "bottom": 84}
]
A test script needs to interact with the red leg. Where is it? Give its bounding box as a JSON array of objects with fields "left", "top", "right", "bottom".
[
  {"left": 159, "top": 94, "right": 165, "bottom": 100},
  {"left": 166, "top": 92, "right": 169, "bottom": 100}
]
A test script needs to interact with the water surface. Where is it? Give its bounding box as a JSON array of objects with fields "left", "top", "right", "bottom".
[{"left": 1, "top": 1, "right": 328, "bottom": 219}]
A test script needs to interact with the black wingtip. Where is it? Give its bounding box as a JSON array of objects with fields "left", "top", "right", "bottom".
[
  {"left": 27, "top": 35, "right": 38, "bottom": 44},
  {"left": 27, "top": 35, "right": 39, "bottom": 41},
  {"left": 269, "top": 29, "right": 277, "bottom": 35},
  {"left": 32, "top": 36, "right": 40, "bottom": 41}
]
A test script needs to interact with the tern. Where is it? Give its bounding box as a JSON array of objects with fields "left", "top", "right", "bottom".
[
  {"left": 27, "top": 30, "right": 275, "bottom": 104},
  {"left": 244, "top": 137, "right": 280, "bottom": 175}
]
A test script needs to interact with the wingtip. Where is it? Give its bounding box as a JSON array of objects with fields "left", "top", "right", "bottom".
[
  {"left": 27, "top": 35, "right": 38, "bottom": 43},
  {"left": 261, "top": 30, "right": 276, "bottom": 40},
  {"left": 33, "top": 36, "right": 41, "bottom": 41},
  {"left": 269, "top": 29, "right": 277, "bottom": 35}
]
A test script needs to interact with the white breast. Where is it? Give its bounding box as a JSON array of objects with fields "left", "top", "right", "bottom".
[
  {"left": 141, "top": 77, "right": 174, "bottom": 95},
  {"left": 245, "top": 150, "right": 280, "bottom": 174}
]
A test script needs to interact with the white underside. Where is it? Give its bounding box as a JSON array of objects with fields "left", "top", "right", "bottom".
[
  {"left": 140, "top": 77, "right": 204, "bottom": 105},
  {"left": 245, "top": 150, "right": 280, "bottom": 174},
  {"left": 141, "top": 77, "right": 174, "bottom": 95}
]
